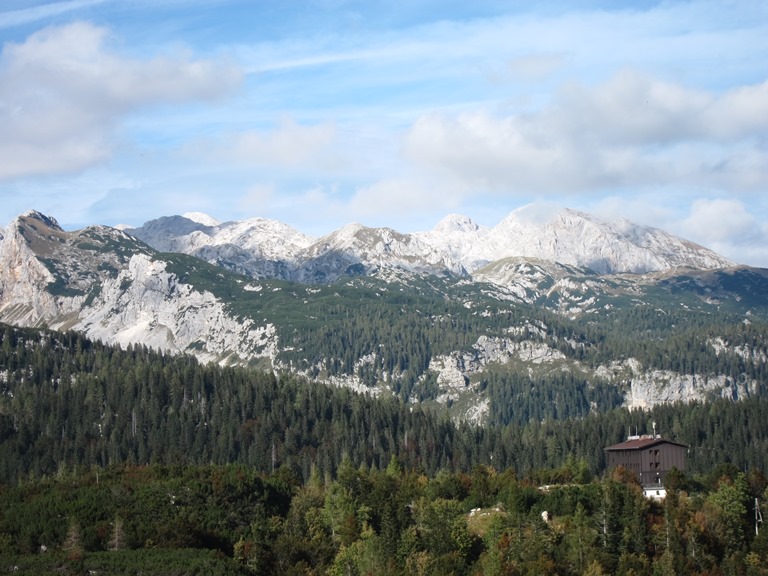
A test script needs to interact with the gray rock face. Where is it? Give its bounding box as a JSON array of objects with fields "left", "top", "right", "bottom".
[
  {"left": 0, "top": 211, "right": 76, "bottom": 326},
  {"left": 0, "top": 211, "right": 279, "bottom": 365},
  {"left": 626, "top": 372, "right": 757, "bottom": 409},
  {"left": 78, "top": 253, "right": 278, "bottom": 364}
]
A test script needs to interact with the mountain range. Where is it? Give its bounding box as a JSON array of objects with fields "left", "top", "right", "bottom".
[
  {"left": 125, "top": 205, "right": 734, "bottom": 282},
  {"left": 1, "top": 207, "right": 766, "bottom": 423}
]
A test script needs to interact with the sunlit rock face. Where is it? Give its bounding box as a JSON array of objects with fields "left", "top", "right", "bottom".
[{"left": 0, "top": 211, "right": 278, "bottom": 366}]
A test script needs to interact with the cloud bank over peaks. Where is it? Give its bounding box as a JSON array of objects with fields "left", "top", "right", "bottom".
[
  {"left": 0, "top": 21, "right": 242, "bottom": 181},
  {"left": 404, "top": 70, "right": 768, "bottom": 195},
  {"left": 678, "top": 198, "right": 768, "bottom": 266}
]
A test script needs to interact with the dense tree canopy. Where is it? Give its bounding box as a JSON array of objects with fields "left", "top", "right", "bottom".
[{"left": 2, "top": 323, "right": 768, "bottom": 574}]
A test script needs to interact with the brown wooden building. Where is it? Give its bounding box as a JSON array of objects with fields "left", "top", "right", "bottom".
[{"left": 604, "top": 435, "right": 687, "bottom": 488}]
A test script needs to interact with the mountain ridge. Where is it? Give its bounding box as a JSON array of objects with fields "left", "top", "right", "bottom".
[
  {"left": 0, "top": 208, "right": 764, "bottom": 423},
  {"left": 124, "top": 204, "right": 734, "bottom": 284}
]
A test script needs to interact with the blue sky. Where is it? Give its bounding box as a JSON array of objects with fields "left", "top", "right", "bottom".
[{"left": 1, "top": 0, "right": 767, "bottom": 266}]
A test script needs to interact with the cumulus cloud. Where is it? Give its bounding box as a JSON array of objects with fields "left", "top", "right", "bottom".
[
  {"left": 681, "top": 198, "right": 760, "bottom": 244},
  {"left": 552, "top": 71, "right": 768, "bottom": 145},
  {"left": 679, "top": 198, "right": 768, "bottom": 266},
  {"left": 406, "top": 110, "right": 590, "bottom": 192},
  {"left": 348, "top": 177, "right": 466, "bottom": 223},
  {"left": 350, "top": 179, "right": 431, "bottom": 217},
  {"left": 0, "top": 21, "right": 242, "bottom": 181},
  {"left": 404, "top": 70, "right": 768, "bottom": 195}
]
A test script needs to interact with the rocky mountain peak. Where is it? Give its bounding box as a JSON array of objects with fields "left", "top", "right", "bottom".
[
  {"left": 324, "top": 223, "right": 367, "bottom": 243},
  {"left": 182, "top": 212, "right": 221, "bottom": 227},
  {"left": 476, "top": 205, "right": 734, "bottom": 275},
  {"left": 19, "top": 210, "right": 63, "bottom": 232},
  {"left": 126, "top": 215, "right": 212, "bottom": 253},
  {"left": 433, "top": 214, "right": 485, "bottom": 234}
]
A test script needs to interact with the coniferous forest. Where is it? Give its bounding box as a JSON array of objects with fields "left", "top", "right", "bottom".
[{"left": 1, "top": 323, "right": 768, "bottom": 575}]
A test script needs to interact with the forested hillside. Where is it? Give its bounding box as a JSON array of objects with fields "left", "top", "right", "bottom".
[
  {"left": 218, "top": 271, "right": 768, "bottom": 420},
  {"left": 2, "top": 324, "right": 768, "bottom": 574},
  {"left": 2, "top": 323, "right": 768, "bottom": 483}
]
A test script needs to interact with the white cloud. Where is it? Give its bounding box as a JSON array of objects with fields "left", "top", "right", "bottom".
[
  {"left": 552, "top": 71, "right": 768, "bottom": 146},
  {"left": 590, "top": 195, "right": 678, "bottom": 230},
  {"left": 405, "top": 109, "right": 605, "bottom": 193},
  {"left": 681, "top": 198, "right": 760, "bottom": 244},
  {"left": 677, "top": 198, "right": 768, "bottom": 267},
  {"left": 0, "top": 21, "right": 242, "bottom": 181},
  {"left": 404, "top": 70, "right": 768, "bottom": 196},
  {"left": 233, "top": 178, "right": 467, "bottom": 235},
  {"left": 346, "top": 176, "right": 466, "bottom": 226}
]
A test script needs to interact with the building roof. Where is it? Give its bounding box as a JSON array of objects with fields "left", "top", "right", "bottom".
[{"left": 604, "top": 436, "right": 688, "bottom": 451}]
